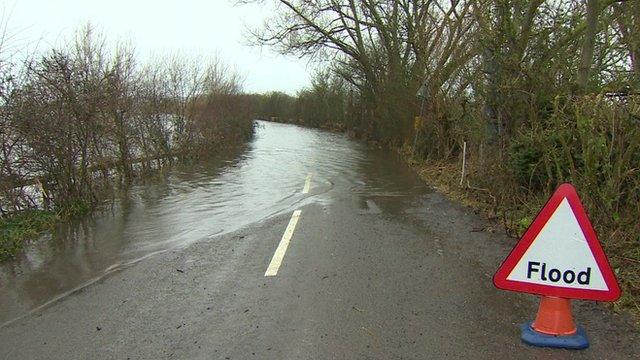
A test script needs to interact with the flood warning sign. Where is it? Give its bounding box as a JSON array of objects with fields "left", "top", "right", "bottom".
[{"left": 493, "top": 184, "right": 621, "bottom": 302}]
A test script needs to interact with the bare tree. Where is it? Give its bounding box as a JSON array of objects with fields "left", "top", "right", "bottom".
[
  {"left": 1, "top": 24, "right": 254, "bottom": 214},
  {"left": 244, "top": 0, "right": 478, "bottom": 143},
  {"left": 104, "top": 43, "right": 138, "bottom": 179},
  {"left": 577, "top": 0, "right": 601, "bottom": 91},
  {"left": 613, "top": 0, "right": 640, "bottom": 85}
]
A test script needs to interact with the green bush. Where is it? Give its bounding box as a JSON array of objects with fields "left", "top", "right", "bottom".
[{"left": 509, "top": 140, "right": 545, "bottom": 189}]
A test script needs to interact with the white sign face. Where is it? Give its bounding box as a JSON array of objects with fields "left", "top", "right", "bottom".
[
  {"left": 506, "top": 199, "right": 608, "bottom": 290},
  {"left": 494, "top": 183, "right": 620, "bottom": 301}
]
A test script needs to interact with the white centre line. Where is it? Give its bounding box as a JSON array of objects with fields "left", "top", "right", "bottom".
[
  {"left": 265, "top": 210, "right": 302, "bottom": 277},
  {"left": 302, "top": 173, "right": 312, "bottom": 194}
]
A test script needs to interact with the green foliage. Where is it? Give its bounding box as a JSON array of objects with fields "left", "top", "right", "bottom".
[
  {"left": 0, "top": 211, "right": 58, "bottom": 261},
  {"left": 509, "top": 140, "right": 545, "bottom": 188},
  {"left": 494, "top": 95, "right": 640, "bottom": 314},
  {"left": 516, "top": 215, "right": 534, "bottom": 234},
  {"left": 57, "top": 199, "right": 91, "bottom": 218},
  {"left": 0, "top": 199, "right": 97, "bottom": 261}
]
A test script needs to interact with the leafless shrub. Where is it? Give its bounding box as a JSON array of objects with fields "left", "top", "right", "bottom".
[{"left": 1, "top": 24, "right": 253, "bottom": 214}]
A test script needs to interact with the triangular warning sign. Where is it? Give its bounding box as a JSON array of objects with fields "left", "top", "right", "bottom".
[{"left": 494, "top": 183, "right": 621, "bottom": 301}]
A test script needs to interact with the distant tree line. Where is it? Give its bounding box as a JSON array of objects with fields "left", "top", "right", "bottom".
[
  {"left": 0, "top": 25, "right": 254, "bottom": 216},
  {"left": 245, "top": 0, "right": 640, "bottom": 304}
]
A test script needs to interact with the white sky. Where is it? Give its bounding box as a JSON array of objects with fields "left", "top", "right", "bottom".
[{"left": 2, "top": 0, "right": 311, "bottom": 94}]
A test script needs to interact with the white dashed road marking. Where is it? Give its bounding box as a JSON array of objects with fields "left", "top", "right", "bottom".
[
  {"left": 265, "top": 174, "right": 313, "bottom": 276},
  {"left": 265, "top": 210, "right": 302, "bottom": 276}
]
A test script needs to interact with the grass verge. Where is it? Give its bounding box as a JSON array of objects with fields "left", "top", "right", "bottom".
[{"left": 403, "top": 154, "right": 640, "bottom": 325}]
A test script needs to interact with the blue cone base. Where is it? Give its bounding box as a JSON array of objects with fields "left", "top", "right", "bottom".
[{"left": 520, "top": 321, "right": 589, "bottom": 350}]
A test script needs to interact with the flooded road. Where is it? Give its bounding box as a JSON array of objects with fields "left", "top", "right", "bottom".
[
  {"left": 1, "top": 121, "right": 638, "bottom": 359},
  {"left": 0, "top": 120, "right": 427, "bottom": 325}
]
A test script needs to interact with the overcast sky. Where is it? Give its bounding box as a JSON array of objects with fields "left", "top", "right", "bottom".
[{"left": 2, "top": 0, "right": 311, "bottom": 94}]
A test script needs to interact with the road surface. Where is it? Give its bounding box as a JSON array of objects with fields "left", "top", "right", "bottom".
[{"left": 0, "top": 121, "right": 638, "bottom": 359}]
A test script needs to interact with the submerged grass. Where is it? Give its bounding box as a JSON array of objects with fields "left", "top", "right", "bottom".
[
  {"left": 0, "top": 198, "right": 94, "bottom": 261},
  {"left": 0, "top": 210, "right": 59, "bottom": 261}
]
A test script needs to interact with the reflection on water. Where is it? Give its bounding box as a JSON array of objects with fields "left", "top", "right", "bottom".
[{"left": 0, "top": 120, "right": 430, "bottom": 325}]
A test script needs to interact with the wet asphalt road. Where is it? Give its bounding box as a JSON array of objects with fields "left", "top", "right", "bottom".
[{"left": 0, "top": 121, "right": 638, "bottom": 359}]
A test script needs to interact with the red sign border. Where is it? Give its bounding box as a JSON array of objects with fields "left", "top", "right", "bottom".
[{"left": 493, "top": 183, "right": 621, "bottom": 301}]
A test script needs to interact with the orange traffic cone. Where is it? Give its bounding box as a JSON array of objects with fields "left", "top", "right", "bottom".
[
  {"left": 520, "top": 296, "right": 589, "bottom": 349},
  {"left": 532, "top": 296, "right": 577, "bottom": 335}
]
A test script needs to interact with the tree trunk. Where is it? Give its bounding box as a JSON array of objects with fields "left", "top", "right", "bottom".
[
  {"left": 577, "top": 0, "right": 600, "bottom": 92},
  {"left": 632, "top": 1, "right": 640, "bottom": 83}
]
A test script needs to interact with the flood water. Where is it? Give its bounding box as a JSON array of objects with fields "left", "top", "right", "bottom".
[{"left": 0, "top": 120, "right": 429, "bottom": 325}]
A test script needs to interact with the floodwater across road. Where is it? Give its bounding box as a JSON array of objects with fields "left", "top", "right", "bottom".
[
  {"left": 0, "top": 120, "right": 428, "bottom": 326},
  {"left": 0, "top": 121, "right": 638, "bottom": 359}
]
